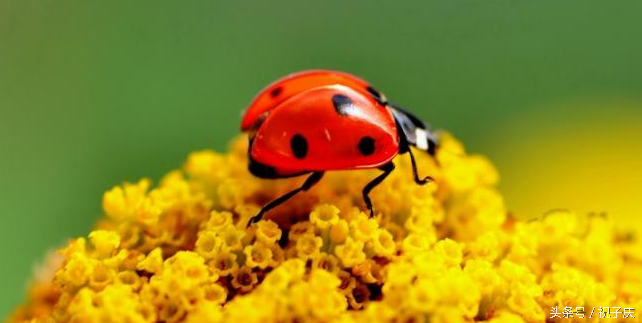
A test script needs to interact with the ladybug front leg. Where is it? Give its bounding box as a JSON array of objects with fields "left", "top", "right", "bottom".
[
  {"left": 247, "top": 171, "right": 325, "bottom": 227},
  {"left": 362, "top": 162, "right": 395, "bottom": 218},
  {"left": 406, "top": 148, "right": 434, "bottom": 185}
]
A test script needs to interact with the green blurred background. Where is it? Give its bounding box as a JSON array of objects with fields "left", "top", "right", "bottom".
[{"left": 1, "top": 0, "right": 642, "bottom": 317}]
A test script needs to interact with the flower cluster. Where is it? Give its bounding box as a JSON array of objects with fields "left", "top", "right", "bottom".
[{"left": 7, "top": 134, "right": 641, "bottom": 323}]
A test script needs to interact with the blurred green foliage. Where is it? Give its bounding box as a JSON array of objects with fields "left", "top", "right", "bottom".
[{"left": 1, "top": 0, "right": 641, "bottom": 317}]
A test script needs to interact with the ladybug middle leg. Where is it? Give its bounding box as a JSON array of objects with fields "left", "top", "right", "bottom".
[
  {"left": 362, "top": 162, "right": 395, "bottom": 218},
  {"left": 247, "top": 171, "right": 324, "bottom": 227}
]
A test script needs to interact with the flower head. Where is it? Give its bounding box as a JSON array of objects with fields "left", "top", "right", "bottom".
[{"left": 8, "top": 134, "right": 641, "bottom": 323}]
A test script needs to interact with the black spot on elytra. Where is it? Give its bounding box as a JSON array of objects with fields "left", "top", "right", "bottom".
[
  {"left": 270, "top": 87, "right": 283, "bottom": 98},
  {"left": 290, "top": 134, "right": 308, "bottom": 159},
  {"left": 366, "top": 86, "right": 386, "bottom": 105},
  {"left": 358, "top": 136, "right": 375, "bottom": 156},
  {"left": 332, "top": 94, "right": 353, "bottom": 116}
]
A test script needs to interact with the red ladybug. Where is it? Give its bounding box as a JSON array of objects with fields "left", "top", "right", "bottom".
[{"left": 242, "top": 70, "right": 438, "bottom": 225}]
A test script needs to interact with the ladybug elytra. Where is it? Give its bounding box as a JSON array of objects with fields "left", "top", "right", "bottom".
[{"left": 242, "top": 70, "right": 438, "bottom": 225}]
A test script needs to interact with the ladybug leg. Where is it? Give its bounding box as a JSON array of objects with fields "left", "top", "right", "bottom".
[
  {"left": 362, "top": 162, "right": 395, "bottom": 218},
  {"left": 407, "top": 147, "right": 434, "bottom": 185},
  {"left": 247, "top": 171, "right": 324, "bottom": 227}
]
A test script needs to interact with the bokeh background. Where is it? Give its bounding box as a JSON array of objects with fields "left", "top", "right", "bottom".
[{"left": 1, "top": 0, "right": 641, "bottom": 317}]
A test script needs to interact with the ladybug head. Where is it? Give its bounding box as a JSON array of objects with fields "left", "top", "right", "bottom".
[{"left": 388, "top": 103, "right": 439, "bottom": 157}]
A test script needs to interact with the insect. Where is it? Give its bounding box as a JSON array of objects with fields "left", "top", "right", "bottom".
[{"left": 242, "top": 70, "right": 438, "bottom": 225}]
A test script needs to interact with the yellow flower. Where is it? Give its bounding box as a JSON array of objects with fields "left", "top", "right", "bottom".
[
  {"left": 261, "top": 260, "right": 298, "bottom": 292},
  {"left": 407, "top": 279, "right": 436, "bottom": 312},
  {"left": 267, "top": 243, "right": 285, "bottom": 267},
  {"left": 164, "top": 251, "right": 210, "bottom": 283},
  {"left": 230, "top": 267, "right": 258, "bottom": 293},
  {"left": 300, "top": 269, "right": 347, "bottom": 318},
  {"left": 351, "top": 259, "right": 383, "bottom": 284},
  {"left": 88, "top": 230, "right": 121, "bottom": 257},
  {"left": 371, "top": 229, "right": 396, "bottom": 257},
  {"left": 465, "top": 231, "right": 500, "bottom": 262},
  {"left": 335, "top": 237, "right": 366, "bottom": 267},
  {"left": 209, "top": 251, "right": 238, "bottom": 277},
  {"left": 203, "top": 284, "right": 227, "bottom": 304},
  {"left": 337, "top": 270, "right": 357, "bottom": 295},
  {"left": 195, "top": 230, "right": 223, "bottom": 260},
  {"left": 295, "top": 232, "right": 323, "bottom": 259},
  {"left": 254, "top": 220, "right": 282, "bottom": 244},
  {"left": 402, "top": 232, "right": 431, "bottom": 254},
  {"left": 243, "top": 242, "right": 273, "bottom": 269},
  {"left": 309, "top": 203, "right": 340, "bottom": 229},
  {"left": 311, "top": 253, "right": 341, "bottom": 274},
  {"left": 205, "top": 210, "right": 233, "bottom": 231},
  {"left": 329, "top": 219, "right": 350, "bottom": 244},
  {"left": 350, "top": 214, "right": 379, "bottom": 242},
  {"left": 288, "top": 221, "right": 316, "bottom": 241},
  {"left": 498, "top": 261, "right": 544, "bottom": 322},
  {"left": 217, "top": 178, "right": 244, "bottom": 209},
  {"left": 137, "top": 247, "right": 163, "bottom": 274},
  {"left": 433, "top": 238, "right": 462, "bottom": 268},
  {"left": 347, "top": 283, "right": 371, "bottom": 309},
  {"left": 89, "top": 262, "right": 116, "bottom": 290},
  {"left": 54, "top": 253, "right": 93, "bottom": 290},
  {"left": 102, "top": 179, "right": 163, "bottom": 225},
  {"left": 218, "top": 226, "right": 245, "bottom": 252},
  {"left": 9, "top": 133, "right": 642, "bottom": 323}
]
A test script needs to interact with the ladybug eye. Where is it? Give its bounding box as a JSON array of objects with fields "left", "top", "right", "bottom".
[
  {"left": 290, "top": 134, "right": 308, "bottom": 159},
  {"left": 358, "top": 136, "right": 375, "bottom": 156}
]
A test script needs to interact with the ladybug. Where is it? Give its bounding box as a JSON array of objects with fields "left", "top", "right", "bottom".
[{"left": 242, "top": 70, "right": 438, "bottom": 225}]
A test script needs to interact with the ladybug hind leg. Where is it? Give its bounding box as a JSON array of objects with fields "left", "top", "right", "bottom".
[
  {"left": 362, "top": 162, "right": 395, "bottom": 218},
  {"left": 247, "top": 171, "right": 324, "bottom": 227}
]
